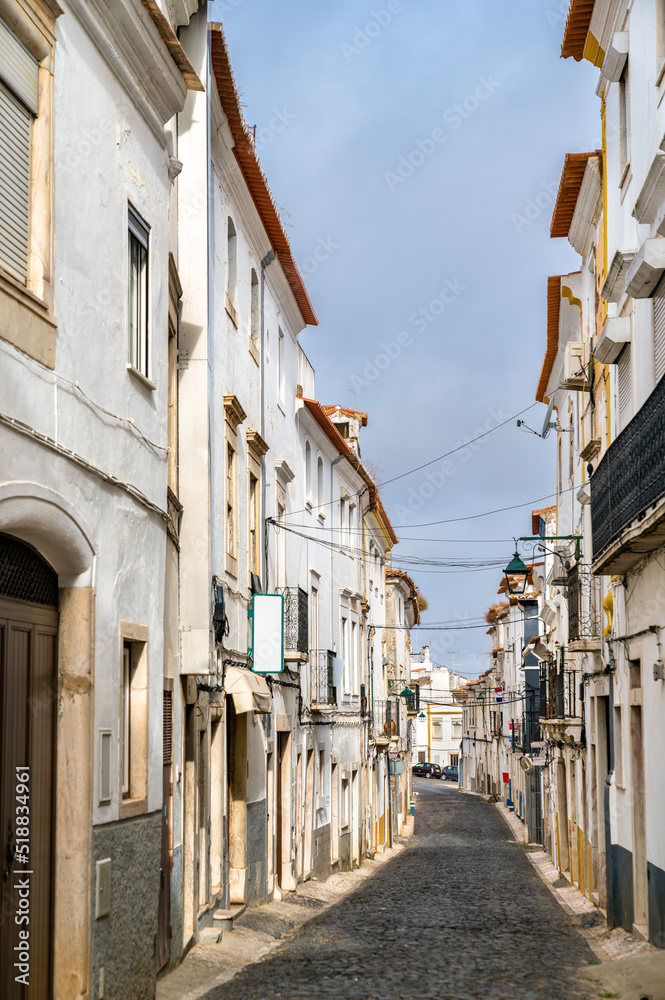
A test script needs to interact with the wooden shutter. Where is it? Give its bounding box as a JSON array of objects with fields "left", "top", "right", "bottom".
[
  {"left": 653, "top": 275, "right": 665, "bottom": 384},
  {"left": 0, "top": 20, "right": 38, "bottom": 284},
  {"left": 617, "top": 345, "right": 632, "bottom": 431}
]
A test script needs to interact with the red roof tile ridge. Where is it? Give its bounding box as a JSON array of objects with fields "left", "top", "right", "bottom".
[{"left": 209, "top": 24, "right": 317, "bottom": 327}]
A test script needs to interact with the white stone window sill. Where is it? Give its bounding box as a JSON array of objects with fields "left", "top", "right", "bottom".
[{"left": 127, "top": 364, "right": 156, "bottom": 390}]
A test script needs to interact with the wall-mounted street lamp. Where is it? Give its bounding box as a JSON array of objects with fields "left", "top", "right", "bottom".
[
  {"left": 502, "top": 550, "right": 530, "bottom": 596},
  {"left": 503, "top": 535, "right": 583, "bottom": 596}
]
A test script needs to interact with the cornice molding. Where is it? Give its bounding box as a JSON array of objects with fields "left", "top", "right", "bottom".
[
  {"left": 67, "top": 0, "right": 189, "bottom": 140},
  {"left": 224, "top": 394, "right": 247, "bottom": 431},
  {"left": 246, "top": 428, "right": 269, "bottom": 458},
  {"left": 274, "top": 458, "right": 295, "bottom": 484}
]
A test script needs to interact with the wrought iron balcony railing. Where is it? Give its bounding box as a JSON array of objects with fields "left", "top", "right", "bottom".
[
  {"left": 567, "top": 564, "right": 601, "bottom": 642},
  {"left": 309, "top": 649, "right": 335, "bottom": 707},
  {"left": 371, "top": 699, "right": 401, "bottom": 740},
  {"left": 591, "top": 374, "right": 665, "bottom": 559},
  {"left": 278, "top": 587, "right": 308, "bottom": 653}
]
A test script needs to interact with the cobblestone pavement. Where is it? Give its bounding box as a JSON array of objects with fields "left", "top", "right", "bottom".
[{"left": 197, "top": 781, "right": 599, "bottom": 1000}]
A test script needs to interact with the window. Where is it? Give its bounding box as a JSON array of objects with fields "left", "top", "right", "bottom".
[
  {"left": 0, "top": 11, "right": 56, "bottom": 367},
  {"left": 309, "top": 575, "right": 319, "bottom": 653},
  {"left": 250, "top": 268, "right": 259, "bottom": 349},
  {"left": 0, "top": 20, "right": 38, "bottom": 284},
  {"left": 305, "top": 441, "right": 312, "bottom": 503},
  {"left": 278, "top": 327, "right": 285, "bottom": 402},
  {"left": 249, "top": 472, "right": 259, "bottom": 575},
  {"left": 658, "top": 0, "right": 665, "bottom": 67},
  {"left": 432, "top": 720, "right": 443, "bottom": 740},
  {"left": 338, "top": 422, "right": 349, "bottom": 438},
  {"left": 614, "top": 705, "right": 623, "bottom": 785},
  {"left": 317, "top": 456, "right": 324, "bottom": 508},
  {"left": 119, "top": 626, "right": 149, "bottom": 814},
  {"left": 319, "top": 749, "right": 325, "bottom": 796},
  {"left": 450, "top": 754, "right": 459, "bottom": 766},
  {"left": 617, "top": 345, "right": 632, "bottom": 431},
  {"left": 276, "top": 499, "right": 286, "bottom": 590},
  {"left": 653, "top": 275, "right": 665, "bottom": 384},
  {"left": 226, "top": 442, "right": 236, "bottom": 558},
  {"left": 128, "top": 206, "right": 150, "bottom": 377},
  {"left": 341, "top": 776, "right": 349, "bottom": 826},
  {"left": 226, "top": 217, "right": 237, "bottom": 317},
  {"left": 351, "top": 620, "right": 357, "bottom": 693},
  {"left": 619, "top": 64, "right": 631, "bottom": 174}
]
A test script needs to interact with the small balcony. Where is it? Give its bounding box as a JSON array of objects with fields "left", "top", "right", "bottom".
[
  {"left": 309, "top": 649, "right": 335, "bottom": 709},
  {"left": 566, "top": 564, "right": 601, "bottom": 651},
  {"left": 591, "top": 375, "right": 665, "bottom": 573},
  {"left": 371, "top": 699, "right": 401, "bottom": 744},
  {"left": 279, "top": 587, "right": 308, "bottom": 661}
]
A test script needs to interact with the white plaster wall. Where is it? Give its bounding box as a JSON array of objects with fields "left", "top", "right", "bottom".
[{"left": 51, "top": 7, "right": 173, "bottom": 822}]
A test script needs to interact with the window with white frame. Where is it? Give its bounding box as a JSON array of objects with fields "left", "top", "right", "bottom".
[
  {"left": 351, "top": 620, "right": 358, "bottom": 693},
  {"left": 432, "top": 720, "right": 443, "bottom": 740},
  {"left": 128, "top": 206, "right": 150, "bottom": 377}
]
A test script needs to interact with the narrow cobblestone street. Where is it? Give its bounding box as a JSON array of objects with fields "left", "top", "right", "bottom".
[{"left": 197, "top": 781, "right": 598, "bottom": 1000}]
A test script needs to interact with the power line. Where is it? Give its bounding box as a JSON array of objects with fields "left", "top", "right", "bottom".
[{"left": 282, "top": 401, "right": 541, "bottom": 518}]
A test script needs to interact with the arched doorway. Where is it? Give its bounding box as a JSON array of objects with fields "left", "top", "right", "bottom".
[{"left": 0, "top": 533, "right": 58, "bottom": 999}]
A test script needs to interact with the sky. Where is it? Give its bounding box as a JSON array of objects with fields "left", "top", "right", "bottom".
[{"left": 211, "top": 0, "right": 600, "bottom": 679}]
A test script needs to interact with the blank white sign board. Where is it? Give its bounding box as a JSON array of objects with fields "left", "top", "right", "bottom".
[{"left": 251, "top": 594, "right": 284, "bottom": 673}]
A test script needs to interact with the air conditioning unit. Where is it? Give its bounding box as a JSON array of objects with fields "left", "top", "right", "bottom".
[{"left": 562, "top": 342, "right": 589, "bottom": 389}]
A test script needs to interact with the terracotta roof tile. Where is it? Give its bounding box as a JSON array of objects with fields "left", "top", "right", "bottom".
[
  {"left": 550, "top": 152, "right": 598, "bottom": 239},
  {"left": 535, "top": 276, "right": 563, "bottom": 403},
  {"left": 561, "top": 0, "right": 595, "bottom": 61},
  {"left": 209, "top": 25, "right": 317, "bottom": 327}
]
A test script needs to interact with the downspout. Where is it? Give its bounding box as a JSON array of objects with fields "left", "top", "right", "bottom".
[{"left": 260, "top": 249, "right": 276, "bottom": 591}]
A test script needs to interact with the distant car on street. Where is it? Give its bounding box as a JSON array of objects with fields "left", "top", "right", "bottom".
[
  {"left": 442, "top": 765, "right": 459, "bottom": 781},
  {"left": 412, "top": 762, "right": 442, "bottom": 779}
]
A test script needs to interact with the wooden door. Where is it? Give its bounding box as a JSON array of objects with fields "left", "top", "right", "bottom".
[{"left": 0, "top": 534, "right": 58, "bottom": 1000}]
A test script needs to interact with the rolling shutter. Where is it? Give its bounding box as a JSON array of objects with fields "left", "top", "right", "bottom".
[
  {"left": 0, "top": 19, "right": 38, "bottom": 285},
  {"left": 653, "top": 275, "right": 665, "bottom": 384},
  {"left": 617, "top": 345, "right": 632, "bottom": 431}
]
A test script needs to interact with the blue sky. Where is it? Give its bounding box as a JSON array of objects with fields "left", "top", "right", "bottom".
[{"left": 211, "top": 0, "right": 599, "bottom": 678}]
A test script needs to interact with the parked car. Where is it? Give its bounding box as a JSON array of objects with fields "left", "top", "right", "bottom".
[
  {"left": 412, "top": 762, "right": 442, "bottom": 779},
  {"left": 442, "top": 765, "right": 459, "bottom": 781}
]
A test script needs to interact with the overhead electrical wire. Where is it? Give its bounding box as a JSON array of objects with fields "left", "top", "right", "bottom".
[{"left": 281, "top": 401, "right": 541, "bottom": 518}]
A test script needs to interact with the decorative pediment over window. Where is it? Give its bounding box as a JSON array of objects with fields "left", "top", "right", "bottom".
[
  {"left": 247, "top": 429, "right": 269, "bottom": 460},
  {"left": 224, "top": 394, "right": 247, "bottom": 432},
  {"left": 274, "top": 459, "right": 295, "bottom": 484}
]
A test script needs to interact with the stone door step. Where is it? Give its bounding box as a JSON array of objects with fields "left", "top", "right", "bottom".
[
  {"left": 199, "top": 928, "right": 223, "bottom": 944},
  {"left": 212, "top": 904, "right": 246, "bottom": 931}
]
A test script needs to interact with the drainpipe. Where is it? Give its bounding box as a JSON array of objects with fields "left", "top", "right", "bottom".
[
  {"left": 260, "top": 249, "right": 276, "bottom": 590},
  {"left": 604, "top": 637, "right": 616, "bottom": 927}
]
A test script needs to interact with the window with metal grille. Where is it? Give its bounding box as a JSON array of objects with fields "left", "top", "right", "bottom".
[
  {"left": 0, "top": 533, "right": 57, "bottom": 605},
  {"left": 0, "top": 18, "right": 38, "bottom": 284},
  {"left": 617, "top": 345, "right": 632, "bottom": 431},
  {"left": 654, "top": 275, "right": 665, "bottom": 385}
]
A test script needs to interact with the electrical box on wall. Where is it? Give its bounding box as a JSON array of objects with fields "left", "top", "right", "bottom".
[{"left": 95, "top": 858, "right": 111, "bottom": 919}]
